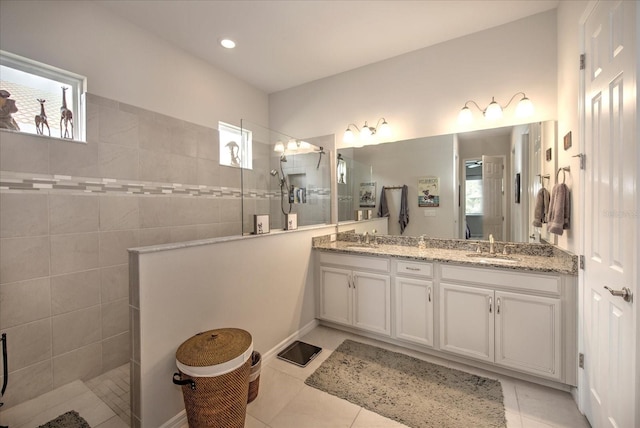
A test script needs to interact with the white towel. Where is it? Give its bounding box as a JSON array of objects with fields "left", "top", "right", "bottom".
[
  {"left": 532, "top": 187, "right": 550, "bottom": 227},
  {"left": 548, "top": 183, "right": 570, "bottom": 235}
]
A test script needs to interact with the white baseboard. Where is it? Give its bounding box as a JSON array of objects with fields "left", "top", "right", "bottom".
[
  {"left": 159, "top": 319, "right": 319, "bottom": 428},
  {"left": 160, "top": 410, "right": 187, "bottom": 428}
]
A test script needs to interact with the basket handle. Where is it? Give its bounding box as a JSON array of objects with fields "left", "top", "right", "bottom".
[{"left": 173, "top": 372, "right": 196, "bottom": 390}]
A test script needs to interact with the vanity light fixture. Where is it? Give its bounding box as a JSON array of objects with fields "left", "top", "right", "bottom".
[
  {"left": 343, "top": 118, "right": 391, "bottom": 144},
  {"left": 274, "top": 139, "right": 312, "bottom": 153},
  {"left": 458, "top": 92, "right": 534, "bottom": 124}
]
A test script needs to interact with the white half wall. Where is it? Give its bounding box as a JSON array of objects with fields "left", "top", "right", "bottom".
[
  {"left": 0, "top": 0, "right": 268, "bottom": 129},
  {"left": 269, "top": 9, "right": 557, "bottom": 145},
  {"left": 131, "top": 226, "right": 334, "bottom": 427}
]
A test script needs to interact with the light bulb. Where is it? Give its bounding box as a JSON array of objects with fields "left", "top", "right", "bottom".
[
  {"left": 378, "top": 120, "right": 391, "bottom": 139},
  {"left": 484, "top": 98, "right": 503, "bottom": 120},
  {"left": 515, "top": 96, "right": 534, "bottom": 117},
  {"left": 458, "top": 106, "right": 473, "bottom": 124},
  {"left": 287, "top": 139, "right": 297, "bottom": 151},
  {"left": 360, "top": 123, "right": 372, "bottom": 140},
  {"left": 273, "top": 142, "right": 284, "bottom": 152},
  {"left": 343, "top": 128, "right": 354, "bottom": 143},
  {"left": 220, "top": 38, "right": 236, "bottom": 49}
]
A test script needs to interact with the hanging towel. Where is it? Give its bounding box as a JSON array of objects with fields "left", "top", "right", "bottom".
[
  {"left": 532, "top": 187, "right": 551, "bottom": 227},
  {"left": 399, "top": 185, "right": 409, "bottom": 234},
  {"left": 548, "top": 183, "right": 570, "bottom": 235},
  {"left": 377, "top": 186, "right": 390, "bottom": 217}
]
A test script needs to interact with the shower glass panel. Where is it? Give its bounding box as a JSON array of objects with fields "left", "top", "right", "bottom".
[
  {"left": 240, "top": 120, "right": 332, "bottom": 234},
  {"left": 336, "top": 149, "right": 373, "bottom": 222}
]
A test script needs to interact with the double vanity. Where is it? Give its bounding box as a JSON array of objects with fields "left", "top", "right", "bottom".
[{"left": 313, "top": 232, "right": 578, "bottom": 388}]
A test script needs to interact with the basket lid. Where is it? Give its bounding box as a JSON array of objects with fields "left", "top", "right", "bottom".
[{"left": 176, "top": 328, "right": 252, "bottom": 368}]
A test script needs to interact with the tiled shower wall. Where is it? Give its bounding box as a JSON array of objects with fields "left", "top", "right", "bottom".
[{"left": 0, "top": 93, "right": 251, "bottom": 408}]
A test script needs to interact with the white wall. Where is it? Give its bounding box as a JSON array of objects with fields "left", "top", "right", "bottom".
[
  {"left": 0, "top": 0, "right": 268, "bottom": 129},
  {"left": 133, "top": 226, "right": 332, "bottom": 427},
  {"left": 269, "top": 10, "right": 557, "bottom": 146},
  {"left": 556, "top": 0, "right": 590, "bottom": 254}
]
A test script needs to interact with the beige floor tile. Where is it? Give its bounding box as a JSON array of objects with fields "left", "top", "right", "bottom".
[
  {"left": 246, "top": 365, "right": 305, "bottom": 424},
  {"left": 268, "top": 385, "right": 360, "bottom": 428},
  {"left": 505, "top": 409, "right": 524, "bottom": 428},
  {"left": 516, "top": 382, "right": 589, "bottom": 428},
  {"left": 245, "top": 413, "right": 268, "bottom": 428},
  {"left": 95, "top": 414, "right": 131, "bottom": 428},
  {"left": 351, "top": 408, "right": 409, "bottom": 427}
]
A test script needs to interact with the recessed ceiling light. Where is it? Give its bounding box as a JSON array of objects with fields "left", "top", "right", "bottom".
[{"left": 220, "top": 38, "right": 236, "bottom": 49}]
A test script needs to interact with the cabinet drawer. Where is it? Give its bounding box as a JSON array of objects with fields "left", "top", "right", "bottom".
[
  {"left": 396, "top": 260, "right": 433, "bottom": 278},
  {"left": 319, "top": 252, "right": 390, "bottom": 272},
  {"left": 440, "top": 265, "right": 560, "bottom": 295}
]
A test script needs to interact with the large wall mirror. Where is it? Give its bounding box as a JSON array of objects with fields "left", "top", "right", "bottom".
[{"left": 337, "top": 121, "right": 557, "bottom": 244}]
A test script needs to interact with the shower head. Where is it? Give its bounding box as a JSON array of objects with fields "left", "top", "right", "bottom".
[{"left": 270, "top": 169, "right": 279, "bottom": 177}]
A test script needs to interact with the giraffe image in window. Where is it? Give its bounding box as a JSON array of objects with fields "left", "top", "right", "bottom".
[
  {"left": 60, "top": 86, "right": 73, "bottom": 139},
  {"left": 35, "top": 98, "right": 50, "bottom": 136}
]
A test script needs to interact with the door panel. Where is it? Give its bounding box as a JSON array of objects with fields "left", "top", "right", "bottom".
[{"left": 583, "top": 1, "right": 636, "bottom": 427}]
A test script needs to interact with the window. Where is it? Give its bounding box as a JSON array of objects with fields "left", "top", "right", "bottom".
[
  {"left": 219, "top": 121, "right": 252, "bottom": 169},
  {"left": 465, "top": 179, "right": 483, "bottom": 215},
  {"left": 0, "top": 50, "right": 86, "bottom": 141}
]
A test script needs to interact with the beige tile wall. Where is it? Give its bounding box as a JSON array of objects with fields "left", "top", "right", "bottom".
[{"left": 0, "top": 93, "right": 247, "bottom": 409}]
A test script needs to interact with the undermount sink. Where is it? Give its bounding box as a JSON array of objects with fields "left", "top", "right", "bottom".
[{"left": 466, "top": 253, "right": 521, "bottom": 264}]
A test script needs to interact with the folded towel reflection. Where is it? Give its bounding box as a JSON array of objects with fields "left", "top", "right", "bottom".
[
  {"left": 378, "top": 186, "right": 389, "bottom": 217},
  {"left": 399, "top": 185, "right": 409, "bottom": 234},
  {"left": 548, "top": 183, "right": 570, "bottom": 235},
  {"left": 532, "top": 187, "right": 550, "bottom": 227}
]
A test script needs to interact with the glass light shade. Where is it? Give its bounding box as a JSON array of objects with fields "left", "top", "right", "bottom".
[
  {"left": 287, "top": 139, "right": 297, "bottom": 151},
  {"left": 343, "top": 128, "right": 355, "bottom": 143},
  {"left": 299, "top": 141, "right": 311, "bottom": 149},
  {"left": 378, "top": 121, "right": 391, "bottom": 138},
  {"left": 360, "top": 125, "right": 372, "bottom": 140},
  {"left": 273, "top": 142, "right": 285, "bottom": 152},
  {"left": 458, "top": 106, "right": 473, "bottom": 124},
  {"left": 484, "top": 99, "right": 503, "bottom": 120},
  {"left": 515, "top": 97, "right": 534, "bottom": 117}
]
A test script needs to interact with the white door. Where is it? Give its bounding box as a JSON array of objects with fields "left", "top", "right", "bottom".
[
  {"left": 319, "top": 267, "right": 351, "bottom": 326},
  {"left": 482, "top": 155, "right": 504, "bottom": 240},
  {"left": 352, "top": 271, "right": 391, "bottom": 335},
  {"left": 494, "top": 291, "right": 561, "bottom": 380},
  {"left": 395, "top": 277, "right": 434, "bottom": 347},
  {"left": 439, "top": 282, "right": 494, "bottom": 362},
  {"left": 583, "top": 1, "right": 637, "bottom": 427}
]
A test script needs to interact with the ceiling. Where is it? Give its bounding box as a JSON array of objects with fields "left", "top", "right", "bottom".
[{"left": 97, "top": 0, "right": 559, "bottom": 94}]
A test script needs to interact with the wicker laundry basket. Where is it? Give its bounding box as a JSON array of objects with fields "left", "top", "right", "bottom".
[
  {"left": 247, "top": 351, "right": 261, "bottom": 403},
  {"left": 173, "top": 328, "right": 253, "bottom": 428}
]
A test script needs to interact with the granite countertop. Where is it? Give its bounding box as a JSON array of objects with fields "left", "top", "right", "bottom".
[{"left": 313, "top": 233, "right": 578, "bottom": 275}]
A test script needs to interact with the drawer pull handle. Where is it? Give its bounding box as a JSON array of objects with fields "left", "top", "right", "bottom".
[
  {"left": 406, "top": 267, "right": 421, "bottom": 271},
  {"left": 428, "top": 287, "right": 431, "bottom": 302},
  {"left": 489, "top": 297, "right": 493, "bottom": 314},
  {"left": 497, "top": 297, "right": 501, "bottom": 314}
]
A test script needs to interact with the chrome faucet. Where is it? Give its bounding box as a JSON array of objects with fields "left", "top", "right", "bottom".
[
  {"left": 363, "top": 231, "right": 370, "bottom": 245},
  {"left": 489, "top": 234, "right": 495, "bottom": 254}
]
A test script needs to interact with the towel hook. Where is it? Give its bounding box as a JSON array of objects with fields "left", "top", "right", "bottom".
[{"left": 556, "top": 166, "right": 570, "bottom": 184}]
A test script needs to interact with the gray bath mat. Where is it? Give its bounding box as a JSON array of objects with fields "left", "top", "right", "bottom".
[
  {"left": 305, "top": 339, "right": 506, "bottom": 428},
  {"left": 37, "top": 410, "right": 91, "bottom": 428}
]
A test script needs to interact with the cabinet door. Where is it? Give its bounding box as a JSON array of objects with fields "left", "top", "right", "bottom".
[
  {"left": 353, "top": 271, "right": 391, "bottom": 336},
  {"left": 439, "top": 282, "right": 494, "bottom": 362},
  {"left": 395, "top": 277, "right": 434, "bottom": 347},
  {"left": 319, "top": 267, "right": 351, "bottom": 326},
  {"left": 495, "top": 291, "right": 561, "bottom": 380}
]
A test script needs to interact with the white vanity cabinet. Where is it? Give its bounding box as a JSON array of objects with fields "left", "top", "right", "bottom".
[
  {"left": 318, "top": 253, "right": 391, "bottom": 336},
  {"left": 394, "top": 260, "right": 434, "bottom": 347},
  {"left": 439, "top": 264, "right": 566, "bottom": 381}
]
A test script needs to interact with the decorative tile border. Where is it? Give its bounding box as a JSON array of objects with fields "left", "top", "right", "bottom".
[{"left": 0, "top": 170, "right": 330, "bottom": 200}]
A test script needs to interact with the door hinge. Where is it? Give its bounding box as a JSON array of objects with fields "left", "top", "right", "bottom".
[
  {"left": 572, "top": 153, "right": 586, "bottom": 169},
  {"left": 579, "top": 352, "right": 585, "bottom": 369},
  {"left": 580, "top": 54, "right": 586, "bottom": 70},
  {"left": 579, "top": 255, "right": 585, "bottom": 270}
]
